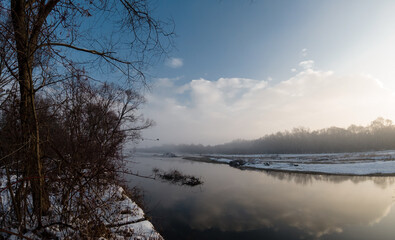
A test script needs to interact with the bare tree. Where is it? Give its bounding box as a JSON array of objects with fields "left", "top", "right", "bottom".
[{"left": 0, "top": 0, "right": 172, "bottom": 229}]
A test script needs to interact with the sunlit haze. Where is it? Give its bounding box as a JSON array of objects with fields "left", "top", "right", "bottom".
[{"left": 141, "top": 0, "right": 395, "bottom": 146}]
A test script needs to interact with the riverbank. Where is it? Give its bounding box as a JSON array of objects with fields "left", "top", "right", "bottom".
[
  {"left": 0, "top": 174, "right": 163, "bottom": 239},
  {"left": 183, "top": 150, "right": 395, "bottom": 176}
]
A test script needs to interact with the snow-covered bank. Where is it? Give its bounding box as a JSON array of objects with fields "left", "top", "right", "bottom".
[
  {"left": 197, "top": 150, "right": 395, "bottom": 175},
  {"left": 0, "top": 174, "right": 163, "bottom": 240},
  {"left": 244, "top": 160, "right": 395, "bottom": 175},
  {"left": 94, "top": 185, "right": 163, "bottom": 240}
]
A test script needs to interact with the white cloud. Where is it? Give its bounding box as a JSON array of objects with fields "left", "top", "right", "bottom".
[
  {"left": 165, "top": 57, "right": 183, "bottom": 68},
  {"left": 141, "top": 66, "right": 395, "bottom": 146},
  {"left": 299, "top": 60, "right": 314, "bottom": 70},
  {"left": 302, "top": 48, "right": 308, "bottom": 57}
]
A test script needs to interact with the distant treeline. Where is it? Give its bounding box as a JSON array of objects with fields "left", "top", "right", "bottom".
[{"left": 140, "top": 117, "right": 395, "bottom": 154}]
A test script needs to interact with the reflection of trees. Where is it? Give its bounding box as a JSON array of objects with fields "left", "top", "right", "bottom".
[{"left": 255, "top": 170, "right": 395, "bottom": 188}]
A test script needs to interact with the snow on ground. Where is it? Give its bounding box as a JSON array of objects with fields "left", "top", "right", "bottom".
[
  {"left": 204, "top": 150, "right": 395, "bottom": 175},
  {"left": 212, "top": 158, "right": 232, "bottom": 163},
  {"left": 94, "top": 185, "right": 163, "bottom": 240},
  {"left": 0, "top": 174, "right": 163, "bottom": 240},
  {"left": 246, "top": 160, "right": 395, "bottom": 175}
]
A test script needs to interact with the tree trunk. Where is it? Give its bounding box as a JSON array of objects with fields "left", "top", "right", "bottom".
[
  {"left": 19, "top": 69, "right": 50, "bottom": 221},
  {"left": 11, "top": 0, "right": 50, "bottom": 225}
]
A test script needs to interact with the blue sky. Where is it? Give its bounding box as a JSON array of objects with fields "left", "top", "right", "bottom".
[
  {"left": 151, "top": 0, "right": 395, "bottom": 84},
  {"left": 139, "top": 0, "right": 395, "bottom": 146},
  {"left": 153, "top": 0, "right": 309, "bottom": 81}
]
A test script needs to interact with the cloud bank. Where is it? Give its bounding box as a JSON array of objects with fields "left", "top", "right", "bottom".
[{"left": 142, "top": 63, "right": 395, "bottom": 146}]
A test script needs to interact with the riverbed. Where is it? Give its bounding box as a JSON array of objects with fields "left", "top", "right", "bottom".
[{"left": 123, "top": 153, "right": 395, "bottom": 239}]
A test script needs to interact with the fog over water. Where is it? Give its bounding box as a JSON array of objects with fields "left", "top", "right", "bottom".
[
  {"left": 141, "top": 117, "right": 395, "bottom": 154},
  {"left": 141, "top": 68, "right": 395, "bottom": 147}
]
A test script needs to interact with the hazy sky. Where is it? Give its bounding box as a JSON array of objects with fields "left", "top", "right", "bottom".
[{"left": 140, "top": 0, "right": 395, "bottom": 146}]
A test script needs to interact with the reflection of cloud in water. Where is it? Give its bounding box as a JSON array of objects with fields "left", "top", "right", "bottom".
[
  {"left": 279, "top": 208, "right": 344, "bottom": 237},
  {"left": 368, "top": 204, "right": 393, "bottom": 225},
  {"left": 186, "top": 171, "right": 395, "bottom": 238}
]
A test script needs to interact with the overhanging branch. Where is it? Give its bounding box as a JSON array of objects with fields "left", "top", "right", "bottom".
[{"left": 39, "top": 42, "right": 132, "bottom": 65}]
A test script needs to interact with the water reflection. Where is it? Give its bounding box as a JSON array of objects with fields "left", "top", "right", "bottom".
[
  {"left": 124, "top": 154, "right": 395, "bottom": 239},
  {"left": 263, "top": 170, "right": 395, "bottom": 188}
]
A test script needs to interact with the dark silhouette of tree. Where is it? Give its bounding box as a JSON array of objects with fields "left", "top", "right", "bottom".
[{"left": 0, "top": 0, "right": 172, "bottom": 230}]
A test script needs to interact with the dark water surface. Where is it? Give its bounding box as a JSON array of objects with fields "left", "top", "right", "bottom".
[{"left": 123, "top": 153, "right": 395, "bottom": 240}]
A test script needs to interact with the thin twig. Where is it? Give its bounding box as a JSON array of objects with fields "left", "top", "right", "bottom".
[{"left": 0, "top": 228, "right": 33, "bottom": 240}]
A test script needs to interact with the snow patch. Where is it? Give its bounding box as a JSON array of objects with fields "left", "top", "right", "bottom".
[{"left": 205, "top": 150, "right": 395, "bottom": 175}]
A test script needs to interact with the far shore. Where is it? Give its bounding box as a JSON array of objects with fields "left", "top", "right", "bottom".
[{"left": 180, "top": 151, "right": 395, "bottom": 176}]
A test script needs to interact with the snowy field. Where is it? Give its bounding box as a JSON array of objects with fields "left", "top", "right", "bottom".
[{"left": 202, "top": 150, "right": 395, "bottom": 175}]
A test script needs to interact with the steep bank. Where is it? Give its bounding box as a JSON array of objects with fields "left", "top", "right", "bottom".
[{"left": 0, "top": 174, "right": 163, "bottom": 239}]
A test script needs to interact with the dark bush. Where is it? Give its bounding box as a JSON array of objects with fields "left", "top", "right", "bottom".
[
  {"left": 0, "top": 75, "right": 152, "bottom": 237},
  {"left": 155, "top": 169, "right": 203, "bottom": 186}
]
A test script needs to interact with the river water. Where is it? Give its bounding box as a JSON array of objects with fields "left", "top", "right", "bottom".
[{"left": 123, "top": 153, "right": 395, "bottom": 240}]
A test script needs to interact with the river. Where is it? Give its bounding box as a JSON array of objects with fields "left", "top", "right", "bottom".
[{"left": 123, "top": 153, "right": 395, "bottom": 239}]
